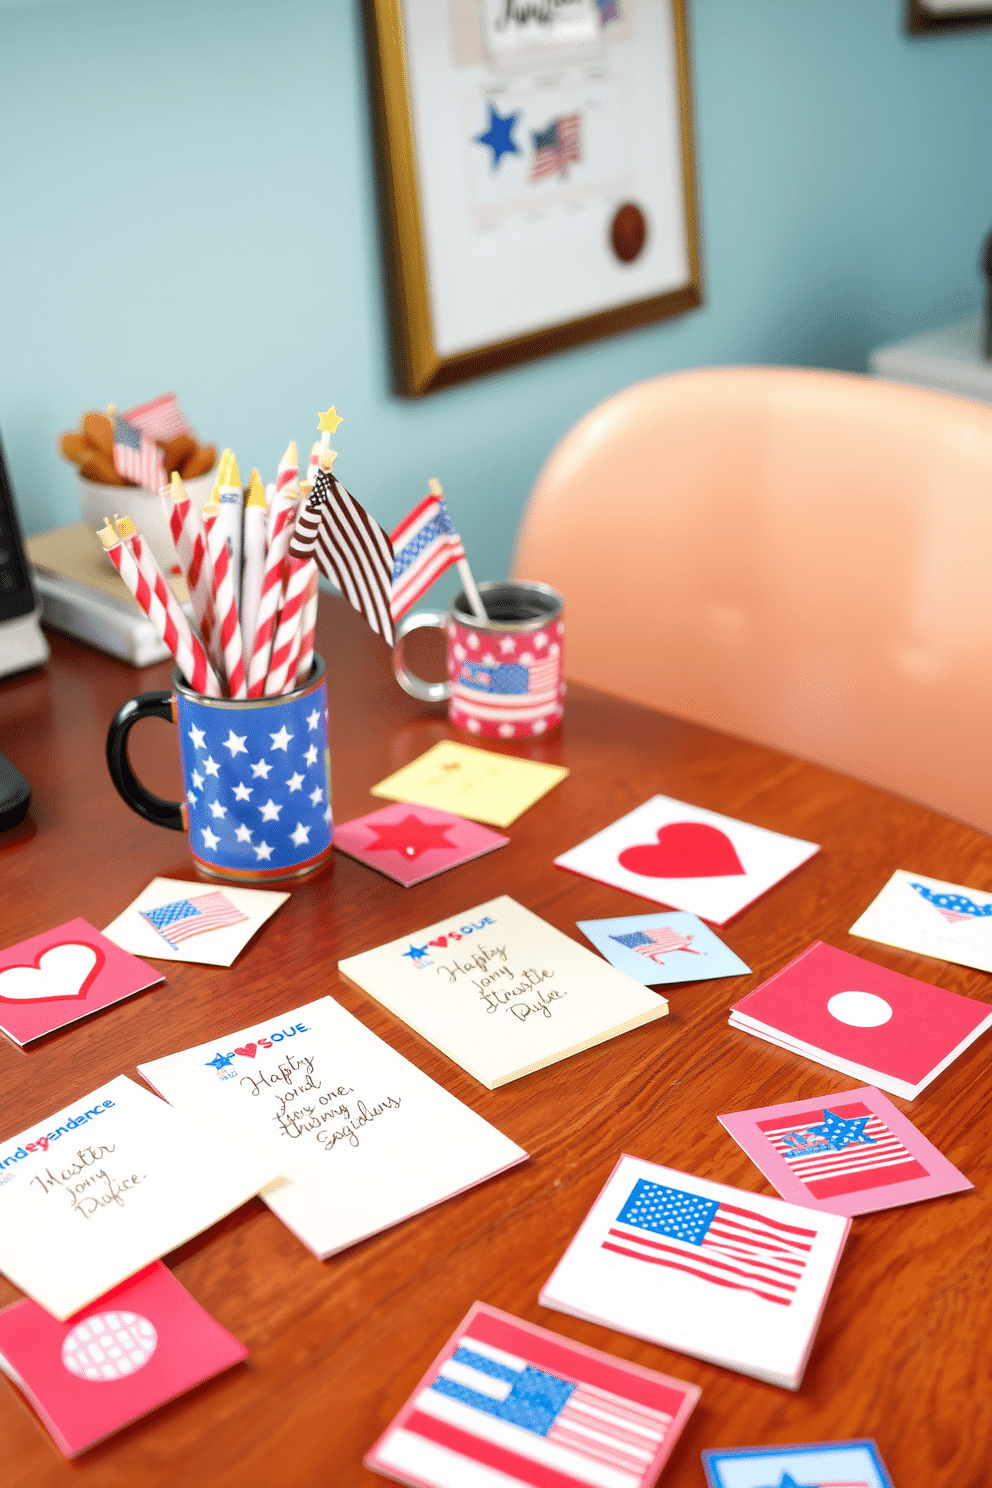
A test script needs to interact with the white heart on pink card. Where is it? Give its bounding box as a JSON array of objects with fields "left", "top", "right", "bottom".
[{"left": 0, "top": 943, "right": 100, "bottom": 1003}]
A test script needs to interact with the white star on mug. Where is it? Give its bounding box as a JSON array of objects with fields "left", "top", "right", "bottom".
[
  {"left": 498, "top": 636, "right": 516, "bottom": 654},
  {"left": 188, "top": 724, "right": 206, "bottom": 749},
  {"left": 309, "top": 786, "right": 323, "bottom": 805},
  {"left": 235, "top": 823, "right": 253, "bottom": 843},
  {"left": 222, "top": 730, "right": 248, "bottom": 757},
  {"left": 304, "top": 744, "right": 318, "bottom": 766},
  {"left": 203, "top": 755, "right": 220, "bottom": 776},
  {"left": 201, "top": 826, "right": 220, "bottom": 851},
  {"left": 191, "top": 769, "right": 204, "bottom": 789},
  {"left": 307, "top": 708, "right": 321, "bottom": 730},
  {"left": 208, "top": 799, "right": 227, "bottom": 819},
  {"left": 232, "top": 782, "right": 253, "bottom": 802},
  {"left": 286, "top": 772, "right": 304, "bottom": 792},
  {"left": 253, "top": 841, "right": 273, "bottom": 861},
  {"left": 259, "top": 799, "right": 282, "bottom": 821},
  {"left": 290, "top": 821, "right": 311, "bottom": 847},
  {"left": 269, "top": 725, "right": 293, "bottom": 751},
  {"left": 251, "top": 758, "right": 272, "bottom": 779}
]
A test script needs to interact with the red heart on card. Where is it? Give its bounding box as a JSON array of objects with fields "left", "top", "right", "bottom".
[
  {"left": 0, "top": 943, "right": 104, "bottom": 1003},
  {"left": 429, "top": 937, "right": 448, "bottom": 949},
  {"left": 618, "top": 822, "right": 745, "bottom": 878},
  {"left": 234, "top": 1043, "right": 258, "bottom": 1059}
]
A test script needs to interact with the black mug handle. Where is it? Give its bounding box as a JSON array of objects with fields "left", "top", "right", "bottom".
[{"left": 106, "top": 690, "right": 185, "bottom": 832}]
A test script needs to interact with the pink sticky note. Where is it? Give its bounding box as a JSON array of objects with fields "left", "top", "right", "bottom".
[
  {"left": 333, "top": 804, "right": 509, "bottom": 887},
  {"left": 0, "top": 918, "right": 163, "bottom": 1047},
  {"left": 0, "top": 1262, "right": 247, "bottom": 1457},
  {"left": 719, "top": 1086, "right": 973, "bottom": 1217}
]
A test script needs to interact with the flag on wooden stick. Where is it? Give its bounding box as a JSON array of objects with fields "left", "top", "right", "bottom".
[{"left": 289, "top": 461, "right": 394, "bottom": 644}]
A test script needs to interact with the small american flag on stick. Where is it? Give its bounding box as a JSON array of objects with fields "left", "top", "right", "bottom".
[
  {"left": 112, "top": 415, "right": 166, "bottom": 491},
  {"left": 289, "top": 463, "right": 395, "bottom": 645},
  {"left": 530, "top": 113, "right": 582, "bottom": 182},
  {"left": 139, "top": 892, "right": 248, "bottom": 948},
  {"left": 121, "top": 391, "right": 194, "bottom": 443}
]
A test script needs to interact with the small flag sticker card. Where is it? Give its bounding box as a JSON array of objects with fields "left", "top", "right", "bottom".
[
  {"left": 364, "top": 1301, "right": 700, "bottom": 1488},
  {"left": 577, "top": 911, "right": 750, "bottom": 987},
  {"left": 851, "top": 867, "right": 992, "bottom": 973},
  {"left": 719, "top": 1086, "right": 972, "bottom": 1217},
  {"left": 102, "top": 877, "right": 288, "bottom": 966},
  {"left": 334, "top": 803, "right": 509, "bottom": 887},
  {"left": 555, "top": 795, "right": 818, "bottom": 925},
  {"left": 370, "top": 740, "right": 568, "bottom": 828},
  {"left": 539, "top": 1155, "right": 850, "bottom": 1390},
  {"left": 701, "top": 1438, "right": 894, "bottom": 1488},
  {"left": 0, "top": 1262, "right": 247, "bottom": 1457}
]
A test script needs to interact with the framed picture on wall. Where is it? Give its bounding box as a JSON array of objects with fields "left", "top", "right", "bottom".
[
  {"left": 364, "top": 0, "right": 702, "bottom": 396},
  {"left": 906, "top": 0, "right": 992, "bottom": 31}
]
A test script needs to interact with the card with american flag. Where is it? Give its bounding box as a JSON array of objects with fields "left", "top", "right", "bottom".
[
  {"left": 102, "top": 877, "right": 288, "bottom": 968},
  {"left": 719, "top": 1086, "right": 972, "bottom": 1218},
  {"left": 530, "top": 113, "right": 582, "bottom": 182},
  {"left": 540, "top": 1155, "right": 850, "bottom": 1390},
  {"left": 139, "top": 892, "right": 248, "bottom": 949},
  {"left": 701, "top": 1438, "right": 895, "bottom": 1488},
  {"left": 577, "top": 911, "right": 749, "bottom": 987},
  {"left": 364, "top": 1301, "right": 700, "bottom": 1488}
]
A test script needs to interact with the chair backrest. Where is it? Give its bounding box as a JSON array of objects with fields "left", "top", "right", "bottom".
[{"left": 512, "top": 366, "right": 992, "bottom": 834}]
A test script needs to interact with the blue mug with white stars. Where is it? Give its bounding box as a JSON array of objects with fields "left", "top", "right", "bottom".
[{"left": 106, "top": 657, "right": 333, "bottom": 882}]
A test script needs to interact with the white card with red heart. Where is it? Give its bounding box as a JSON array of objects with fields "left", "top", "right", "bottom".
[
  {"left": 0, "top": 919, "right": 163, "bottom": 1047},
  {"left": 555, "top": 795, "right": 820, "bottom": 925}
]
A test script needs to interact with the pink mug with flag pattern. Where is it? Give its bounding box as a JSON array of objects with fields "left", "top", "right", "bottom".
[{"left": 393, "top": 581, "right": 565, "bottom": 740}]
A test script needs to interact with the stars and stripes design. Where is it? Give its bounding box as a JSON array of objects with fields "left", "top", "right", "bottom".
[
  {"left": 390, "top": 492, "right": 466, "bottom": 621},
  {"left": 530, "top": 113, "right": 582, "bottom": 182},
  {"left": 120, "top": 391, "right": 194, "bottom": 443},
  {"left": 139, "top": 892, "right": 248, "bottom": 947},
  {"left": 608, "top": 927, "right": 701, "bottom": 964},
  {"left": 602, "top": 1179, "right": 816, "bottom": 1308},
  {"left": 758, "top": 1102, "right": 928, "bottom": 1201},
  {"left": 449, "top": 618, "right": 564, "bottom": 738},
  {"left": 288, "top": 466, "right": 394, "bottom": 644},
  {"left": 909, "top": 881, "right": 992, "bottom": 923},
  {"left": 112, "top": 415, "right": 166, "bottom": 492}
]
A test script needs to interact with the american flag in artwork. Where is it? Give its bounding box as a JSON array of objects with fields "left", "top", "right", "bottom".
[
  {"left": 139, "top": 892, "right": 248, "bottom": 948},
  {"left": 602, "top": 1179, "right": 817, "bottom": 1307},
  {"left": 530, "top": 113, "right": 582, "bottom": 182},
  {"left": 121, "top": 391, "right": 194, "bottom": 443},
  {"left": 758, "top": 1102, "right": 928, "bottom": 1201},
  {"left": 368, "top": 1307, "right": 692, "bottom": 1488},
  {"left": 609, "top": 927, "right": 701, "bottom": 964},
  {"left": 456, "top": 656, "right": 559, "bottom": 726},
  {"left": 909, "top": 881, "right": 992, "bottom": 923},
  {"left": 112, "top": 415, "right": 166, "bottom": 491},
  {"left": 390, "top": 491, "right": 466, "bottom": 622}
]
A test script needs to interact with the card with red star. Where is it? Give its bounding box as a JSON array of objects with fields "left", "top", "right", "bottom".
[{"left": 333, "top": 804, "right": 509, "bottom": 887}]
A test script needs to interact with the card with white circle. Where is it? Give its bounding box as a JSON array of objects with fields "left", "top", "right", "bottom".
[{"left": 728, "top": 941, "right": 992, "bottom": 1099}]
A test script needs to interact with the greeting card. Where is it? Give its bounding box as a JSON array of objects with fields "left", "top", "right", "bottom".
[
  {"left": 701, "top": 1439, "right": 894, "bottom": 1488},
  {"left": 102, "top": 877, "right": 289, "bottom": 966},
  {"left": 0, "top": 1075, "right": 277, "bottom": 1319},
  {"left": 138, "top": 998, "right": 526, "bottom": 1260},
  {"left": 365, "top": 1301, "right": 700, "bottom": 1488},
  {"left": 0, "top": 1262, "right": 247, "bottom": 1457},
  {"left": 554, "top": 795, "right": 819, "bottom": 924},
  {"left": 719, "top": 1086, "right": 972, "bottom": 1217},
  {"left": 334, "top": 803, "right": 509, "bottom": 887},
  {"left": 338, "top": 895, "right": 668, "bottom": 1090},
  {"left": 0, "top": 918, "right": 162, "bottom": 1047},
  {"left": 539, "top": 1154, "right": 850, "bottom": 1390},
  {"left": 577, "top": 910, "right": 750, "bottom": 987},
  {"left": 370, "top": 740, "right": 568, "bottom": 827},
  {"left": 851, "top": 868, "right": 992, "bottom": 973},
  {"left": 728, "top": 941, "right": 992, "bottom": 1099}
]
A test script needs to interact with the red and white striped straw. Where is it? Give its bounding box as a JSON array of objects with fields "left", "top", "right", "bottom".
[
  {"left": 264, "top": 556, "right": 313, "bottom": 695},
  {"left": 247, "top": 482, "right": 299, "bottom": 697},
  {"left": 162, "top": 471, "right": 219, "bottom": 670},
  {"left": 268, "top": 440, "right": 298, "bottom": 548},
  {"left": 203, "top": 500, "right": 247, "bottom": 698},
  {"left": 293, "top": 567, "right": 319, "bottom": 688},
  {"left": 305, "top": 439, "right": 320, "bottom": 485}
]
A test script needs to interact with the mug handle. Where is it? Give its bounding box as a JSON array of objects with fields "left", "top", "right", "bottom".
[
  {"left": 105, "top": 691, "right": 185, "bottom": 831},
  {"left": 393, "top": 610, "right": 452, "bottom": 703}
]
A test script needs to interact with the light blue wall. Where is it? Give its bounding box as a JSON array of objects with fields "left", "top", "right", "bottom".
[{"left": 2, "top": 0, "right": 991, "bottom": 589}]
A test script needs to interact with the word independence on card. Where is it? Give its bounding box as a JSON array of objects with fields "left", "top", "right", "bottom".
[
  {"left": 139, "top": 998, "right": 526, "bottom": 1259},
  {"left": 102, "top": 877, "right": 288, "bottom": 966},
  {"left": 539, "top": 1154, "right": 850, "bottom": 1390},
  {"left": 851, "top": 868, "right": 992, "bottom": 973},
  {"left": 555, "top": 795, "right": 819, "bottom": 924},
  {"left": 370, "top": 740, "right": 568, "bottom": 828},
  {"left": 0, "top": 1076, "right": 277, "bottom": 1319},
  {"left": 338, "top": 896, "right": 668, "bottom": 1090},
  {"left": 365, "top": 1301, "right": 701, "bottom": 1488}
]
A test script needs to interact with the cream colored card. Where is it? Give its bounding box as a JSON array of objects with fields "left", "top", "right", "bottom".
[
  {"left": 338, "top": 895, "right": 668, "bottom": 1089},
  {"left": 0, "top": 1076, "right": 277, "bottom": 1320},
  {"left": 102, "top": 877, "right": 289, "bottom": 966},
  {"left": 138, "top": 998, "right": 527, "bottom": 1260},
  {"left": 369, "top": 741, "right": 568, "bottom": 827},
  {"left": 850, "top": 869, "right": 992, "bottom": 974}
]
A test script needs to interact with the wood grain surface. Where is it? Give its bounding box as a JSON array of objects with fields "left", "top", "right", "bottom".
[{"left": 1, "top": 598, "right": 990, "bottom": 1487}]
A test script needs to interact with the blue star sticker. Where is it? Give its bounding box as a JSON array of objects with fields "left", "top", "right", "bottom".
[
  {"left": 474, "top": 102, "right": 520, "bottom": 170},
  {"left": 402, "top": 943, "right": 431, "bottom": 963},
  {"left": 204, "top": 1050, "right": 235, "bottom": 1071},
  {"left": 806, "top": 1107, "right": 874, "bottom": 1152}
]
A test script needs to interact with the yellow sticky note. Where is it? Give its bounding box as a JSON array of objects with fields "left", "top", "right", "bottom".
[{"left": 370, "top": 741, "right": 568, "bottom": 827}]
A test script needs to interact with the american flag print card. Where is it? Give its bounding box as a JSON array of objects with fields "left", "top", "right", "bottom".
[
  {"left": 0, "top": 1262, "right": 247, "bottom": 1457},
  {"left": 539, "top": 1155, "right": 850, "bottom": 1390},
  {"left": 577, "top": 911, "right": 750, "bottom": 987},
  {"left": 719, "top": 1086, "right": 972, "bottom": 1218},
  {"left": 701, "top": 1438, "right": 894, "bottom": 1488},
  {"left": 554, "top": 796, "right": 819, "bottom": 925},
  {"left": 333, "top": 804, "right": 509, "bottom": 887},
  {"left": 850, "top": 868, "right": 992, "bottom": 974},
  {"left": 102, "top": 877, "right": 288, "bottom": 966},
  {"left": 0, "top": 917, "right": 162, "bottom": 1047},
  {"left": 364, "top": 1302, "right": 700, "bottom": 1488},
  {"left": 370, "top": 740, "right": 568, "bottom": 828}
]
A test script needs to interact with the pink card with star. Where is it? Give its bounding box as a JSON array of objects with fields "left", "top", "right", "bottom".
[
  {"left": 333, "top": 804, "right": 509, "bottom": 886},
  {"left": 719, "top": 1086, "right": 973, "bottom": 1217}
]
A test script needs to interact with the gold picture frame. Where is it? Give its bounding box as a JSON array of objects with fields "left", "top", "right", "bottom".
[{"left": 364, "top": 0, "right": 702, "bottom": 396}]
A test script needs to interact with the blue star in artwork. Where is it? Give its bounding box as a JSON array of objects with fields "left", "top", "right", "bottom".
[
  {"left": 204, "top": 1050, "right": 235, "bottom": 1070},
  {"left": 474, "top": 102, "right": 521, "bottom": 169},
  {"left": 402, "top": 943, "right": 431, "bottom": 963},
  {"left": 806, "top": 1107, "right": 874, "bottom": 1152}
]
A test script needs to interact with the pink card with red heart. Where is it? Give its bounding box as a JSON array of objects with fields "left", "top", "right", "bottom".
[
  {"left": 333, "top": 804, "right": 509, "bottom": 887},
  {"left": 0, "top": 918, "right": 163, "bottom": 1047},
  {"left": 554, "top": 795, "right": 819, "bottom": 925}
]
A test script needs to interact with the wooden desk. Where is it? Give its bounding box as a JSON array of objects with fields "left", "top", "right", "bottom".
[{"left": 2, "top": 599, "right": 990, "bottom": 1486}]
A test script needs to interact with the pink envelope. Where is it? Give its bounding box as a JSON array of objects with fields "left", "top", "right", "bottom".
[
  {"left": 0, "top": 1262, "right": 247, "bottom": 1456},
  {"left": 333, "top": 804, "right": 509, "bottom": 887},
  {"left": 0, "top": 918, "right": 163, "bottom": 1046}
]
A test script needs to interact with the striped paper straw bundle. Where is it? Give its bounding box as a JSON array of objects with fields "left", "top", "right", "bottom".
[
  {"left": 247, "top": 480, "right": 300, "bottom": 697},
  {"left": 164, "top": 472, "right": 219, "bottom": 670},
  {"left": 203, "top": 499, "right": 247, "bottom": 698}
]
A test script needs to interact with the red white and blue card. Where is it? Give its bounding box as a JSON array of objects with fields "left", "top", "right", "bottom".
[
  {"left": 555, "top": 796, "right": 819, "bottom": 925},
  {"left": 102, "top": 877, "right": 288, "bottom": 966},
  {"left": 333, "top": 804, "right": 509, "bottom": 887},
  {"left": 0, "top": 1262, "right": 247, "bottom": 1457},
  {"left": 0, "top": 918, "right": 162, "bottom": 1047},
  {"left": 577, "top": 911, "right": 750, "bottom": 987},
  {"left": 701, "top": 1439, "right": 894, "bottom": 1488},
  {"left": 719, "top": 1086, "right": 972, "bottom": 1218},
  {"left": 539, "top": 1155, "right": 850, "bottom": 1390},
  {"left": 850, "top": 868, "right": 992, "bottom": 973},
  {"left": 364, "top": 1301, "right": 700, "bottom": 1488}
]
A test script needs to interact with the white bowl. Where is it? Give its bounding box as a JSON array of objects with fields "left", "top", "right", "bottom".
[{"left": 77, "top": 472, "right": 215, "bottom": 576}]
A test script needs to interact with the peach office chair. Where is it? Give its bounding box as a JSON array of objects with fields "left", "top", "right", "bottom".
[{"left": 512, "top": 366, "right": 992, "bottom": 834}]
